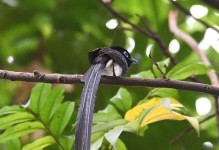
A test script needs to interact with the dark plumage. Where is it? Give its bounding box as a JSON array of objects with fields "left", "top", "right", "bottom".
[{"left": 75, "top": 46, "right": 138, "bottom": 150}]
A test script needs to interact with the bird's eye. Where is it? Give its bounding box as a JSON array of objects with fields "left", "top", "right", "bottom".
[{"left": 123, "top": 51, "right": 129, "bottom": 58}]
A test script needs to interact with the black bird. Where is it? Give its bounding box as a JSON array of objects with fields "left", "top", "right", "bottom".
[{"left": 75, "top": 46, "right": 138, "bottom": 150}]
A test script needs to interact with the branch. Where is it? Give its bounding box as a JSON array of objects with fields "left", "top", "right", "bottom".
[
  {"left": 168, "top": 10, "right": 219, "bottom": 144},
  {"left": 98, "top": 0, "right": 177, "bottom": 65},
  {"left": 0, "top": 70, "right": 219, "bottom": 96},
  {"left": 170, "top": 0, "right": 219, "bottom": 33}
]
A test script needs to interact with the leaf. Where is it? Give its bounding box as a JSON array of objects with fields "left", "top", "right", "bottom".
[
  {"left": 166, "top": 62, "right": 210, "bottom": 80},
  {"left": 152, "top": 58, "right": 170, "bottom": 78},
  {"left": 59, "top": 135, "right": 74, "bottom": 150},
  {"left": 147, "top": 88, "right": 179, "bottom": 99},
  {"left": 105, "top": 126, "right": 124, "bottom": 149},
  {"left": 110, "top": 88, "right": 132, "bottom": 113},
  {"left": 4, "top": 138, "right": 21, "bottom": 150},
  {"left": 125, "top": 97, "right": 181, "bottom": 121},
  {"left": 0, "top": 105, "right": 24, "bottom": 116},
  {"left": 93, "top": 112, "right": 122, "bottom": 123},
  {"left": 0, "top": 112, "right": 35, "bottom": 130},
  {"left": 50, "top": 101, "right": 75, "bottom": 136},
  {"left": 92, "top": 119, "right": 127, "bottom": 133},
  {"left": 116, "top": 138, "right": 127, "bottom": 150},
  {"left": 39, "top": 86, "right": 64, "bottom": 124},
  {"left": 29, "top": 83, "right": 52, "bottom": 114},
  {"left": 91, "top": 136, "right": 104, "bottom": 150},
  {"left": 124, "top": 97, "right": 199, "bottom": 135},
  {"left": 0, "top": 121, "right": 45, "bottom": 143},
  {"left": 130, "top": 70, "right": 154, "bottom": 78},
  {"left": 22, "top": 136, "right": 55, "bottom": 150}
]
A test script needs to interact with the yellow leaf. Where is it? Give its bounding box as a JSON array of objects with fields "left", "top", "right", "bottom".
[
  {"left": 185, "top": 116, "right": 200, "bottom": 136},
  {"left": 124, "top": 97, "right": 199, "bottom": 135},
  {"left": 125, "top": 97, "right": 182, "bottom": 121},
  {"left": 140, "top": 106, "right": 185, "bottom": 126}
]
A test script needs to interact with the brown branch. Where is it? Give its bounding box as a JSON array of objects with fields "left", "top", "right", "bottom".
[
  {"left": 168, "top": 10, "right": 219, "bottom": 143},
  {"left": 170, "top": 0, "right": 219, "bottom": 33},
  {"left": 98, "top": 0, "right": 177, "bottom": 65},
  {"left": 0, "top": 70, "right": 219, "bottom": 96}
]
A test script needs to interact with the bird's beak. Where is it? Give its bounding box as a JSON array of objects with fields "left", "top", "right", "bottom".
[{"left": 130, "top": 57, "right": 139, "bottom": 64}]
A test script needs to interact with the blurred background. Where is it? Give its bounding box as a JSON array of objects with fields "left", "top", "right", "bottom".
[{"left": 0, "top": 0, "right": 219, "bottom": 149}]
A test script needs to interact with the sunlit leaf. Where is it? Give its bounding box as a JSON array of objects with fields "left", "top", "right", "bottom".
[
  {"left": 0, "top": 112, "right": 35, "bottom": 130},
  {"left": 110, "top": 88, "right": 132, "bottom": 113},
  {"left": 93, "top": 112, "right": 122, "bottom": 123},
  {"left": 105, "top": 126, "right": 124, "bottom": 148},
  {"left": 124, "top": 97, "right": 199, "bottom": 135},
  {"left": 91, "top": 136, "right": 104, "bottom": 150},
  {"left": 39, "top": 86, "right": 64, "bottom": 124},
  {"left": 22, "top": 136, "right": 55, "bottom": 150},
  {"left": 0, "top": 121, "right": 45, "bottom": 143},
  {"left": 29, "top": 83, "right": 52, "bottom": 114},
  {"left": 166, "top": 62, "right": 210, "bottom": 80},
  {"left": 92, "top": 119, "right": 127, "bottom": 134},
  {"left": 50, "top": 101, "right": 75, "bottom": 136},
  {"left": 0, "top": 105, "right": 23, "bottom": 116},
  {"left": 125, "top": 97, "right": 182, "bottom": 121}
]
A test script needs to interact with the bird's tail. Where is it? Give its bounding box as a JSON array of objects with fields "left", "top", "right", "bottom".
[{"left": 75, "top": 63, "right": 106, "bottom": 150}]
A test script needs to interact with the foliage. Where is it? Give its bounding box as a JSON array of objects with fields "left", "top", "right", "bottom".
[
  {"left": 0, "top": 0, "right": 219, "bottom": 149},
  {"left": 0, "top": 84, "right": 75, "bottom": 150}
]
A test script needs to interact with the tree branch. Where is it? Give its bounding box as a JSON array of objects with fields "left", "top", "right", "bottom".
[
  {"left": 0, "top": 70, "right": 219, "bottom": 96},
  {"left": 168, "top": 10, "right": 219, "bottom": 144},
  {"left": 98, "top": 0, "right": 177, "bottom": 65},
  {"left": 170, "top": 0, "right": 219, "bottom": 33}
]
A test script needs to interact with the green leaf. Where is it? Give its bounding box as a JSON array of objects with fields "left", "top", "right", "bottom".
[
  {"left": 22, "top": 136, "right": 55, "bottom": 150},
  {"left": 0, "top": 121, "right": 45, "bottom": 143},
  {"left": 130, "top": 70, "right": 155, "bottom": 78},
  {"left": 29, "top": 83, "right": 52, "bottom": 114},
  {"left": 91, "top": 132, "right": 105, "bottom": 144},
  {"left": 39, "top": 86, "right": 64, "bottom": 124},
  {"left": 147, "top": 88, "right": 179, "bottom": 99},
  {"left": 116, "top": 138, "right": 127, "bottom": 150},
  {"left": 50, "top": 101, "right": 75, "bottom": 136},
  {"left": 0, "top": 105, "right": 23, "bottom": 116},
  {"left": 167, "top": 62, "right": 210, "bottom": 80},
  {"left": 91, "top": 136, "right": 104, "bottom": 150},
  {"left": 0, "top": 112, "right": 35, "bottom": 130},
  {"left": 92, "top": 119, "right": 127, "bottom": 133},
  {"left": 105, "top": 126, "right": 124, "bottom": 148},
  {"left": 59, "top": 135, "right": 74, "bottom": 150},
  {"left": 110, "top": 88, "right": 132, "bottom": 113},
  {"left": 93, "top": 112, "right": 122, "bottom": 123},
  {"left": 152, "top": 58, "right": 170, "bottom": 78},
  {"left": 4, "top": 138, "right": 21, "bottom": 150}
]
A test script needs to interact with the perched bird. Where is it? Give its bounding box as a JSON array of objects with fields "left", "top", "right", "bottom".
[{"left": 75, "top": 46, "right": 138, "bottom": 150}]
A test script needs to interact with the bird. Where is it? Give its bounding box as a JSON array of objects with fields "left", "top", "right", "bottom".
[{"left": 74, "top": 46, "right": 138, "bottom": 150}]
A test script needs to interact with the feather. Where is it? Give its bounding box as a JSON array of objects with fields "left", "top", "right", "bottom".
[{"left": 75, "top": 62, "right": 106, "bottom": 150}]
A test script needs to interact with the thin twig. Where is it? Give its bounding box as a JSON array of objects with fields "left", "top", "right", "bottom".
[
  {"left": 0, "top": 69, "right": 219, "bottom": 96},
  {"left": 148, "top": 53, "right": 168, "bottom": 79},
  {"left": 168, "top": 10, "right": 219, "bottom": 144},
  {"left": 98, "top": 0, "right": 177, "bottom": 65},
  {"left": 170, "top": 0, "right": 219, "bottom": 33}
]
